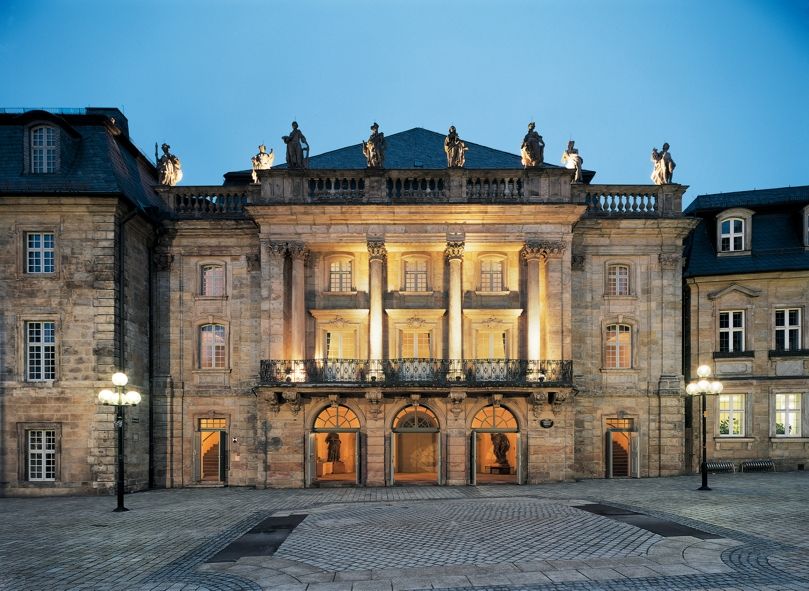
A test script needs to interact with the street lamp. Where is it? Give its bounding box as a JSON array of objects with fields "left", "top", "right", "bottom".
[
  {"left": 685, "top": 365, "right": 723, "bottom": 491},
  {"left": 97, "top": 372, "right": 141, "bottom": 512}
]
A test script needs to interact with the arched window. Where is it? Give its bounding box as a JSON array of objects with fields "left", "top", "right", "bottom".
[
  {"left": 199, "top": 324, "right": 226, "bottom": 368},
  {"left": 328, "top": 258, "right": 353, "bottom": 292},
  {"left": 201, "top": 265, "right": 225, "bottom": 296},
  {"left": 471, "top": 405, "right": 518, "bottom": 429},
  {"left": 314, "top": 405, "right": 360, "bottom": 429},
  {"left": 393, "top": 406, "right": 438, "bottom": 430},
  {"left": 403, "top": 257, "right": 429, "bottom": 292},
  {"left": 720, "top": 218, "right": 744, "bottom": 252},
  {"left": 479, "top": 257, "right": 505, "bottom": 292},
  {"left": 607, "top": 264, "right": 630, "bottom": 296},
  {"left": 31, "top": 126, "right": 58, "bottom": 173},
  {"left": 605, "top": 324, "right": 632, "bottom": 368}
]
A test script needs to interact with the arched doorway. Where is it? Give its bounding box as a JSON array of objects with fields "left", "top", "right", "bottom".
[
  {"left": 308, "top": 404, "right": 361, "bottom": 486},
  {"left": 391, "top": 405, "right": 441, "bottom": 485},
  {"left": 470, "top": 405, "right": 520, "bottom": 484}
]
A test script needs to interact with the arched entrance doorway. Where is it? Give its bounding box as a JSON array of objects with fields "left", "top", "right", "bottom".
[
  {"left": 470, "top": 405, "right": 520, "bottom": 484},
  {"left": 307, "top": 404, "right": 361, "bottom": 486},
  {"left": 391, "top": 405, "right": 441, "bottom": 485}
]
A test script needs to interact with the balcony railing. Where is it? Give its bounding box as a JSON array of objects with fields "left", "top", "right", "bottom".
[
  {"left": 259, "top": 359, "right": 573, "bottom": 387},
  {"left": 161, "top": 186, "right": 250, "bottom": 218},
  {"left": 578, "top": 184, "right": 684, "bottom": 217}
]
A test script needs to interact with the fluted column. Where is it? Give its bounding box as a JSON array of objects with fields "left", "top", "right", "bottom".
[
  {"left": 367, "top": 240, "right": 386, "bottom": 377},
  {"left": 521, "top": 242, "right": 544, "bottom": 367},
  {"left": 288, "top": 242, "right": 309, "bottom": 363},
  {"left": 445, "top": 240, "right": 465, "bottom": 376}
]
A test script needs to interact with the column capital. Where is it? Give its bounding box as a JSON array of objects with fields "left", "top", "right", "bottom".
[
  {"left": 287, "top": 241, "right": 309, "bottom": 261},
  {"left": 367, "top": 240, "right": 387, "bottom": 262},
  {"left": 658, "top": 253, "right": 682, "bottom": 269},
  {"left": 521, "top": 240, "right": 566, "bottom": 261},
  {"left": 445, "top": 240, "right": 465, "bottom": 261},
  {"left": 262, "top": 239, "right": 287, "bottom": 258}
]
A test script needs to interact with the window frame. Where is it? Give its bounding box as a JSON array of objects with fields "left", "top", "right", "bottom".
[
  {"left": 716, "top": 208, "right": 753, "bottom": 255},
  {"left": 604, "top": 323, "right": 632, "bottom": 369},
  {"left": 17, "top": 422, "right": 61, "bottom": 484},
  {"left": 30, "top": 125, "right": 59, "bottom": 174},
  {"left": 774, "top": 308, "right": 801, "bottom": 352},
  {"left": 717, "top": 393, "right": 746, "bottom": 437},
  {"left": 477, "top": 254, "right": 508, "bottom": 294},
  {"left": 324, "top": 255, "right": 355, "bottom": 293},
  {"left": 772, "top": 392, "right": 802, "bottom": 438},
  {"left": 401, "top": 255, "right": 430, "bottom": 293},
  {"left": 199, "top": 323, "right": 227, "bottom": 369},
  {"left": 24, "top": 231, "right": 56, "bottom": 275},
  {"left": 605, "top": 263, "right": 631, "bottom": 297},
  {"left": 199, "top": 263, "right": 226, "bottom": 297},
  {"left": 719, "top": 310, "right": 745, "bottom": 353},
  {"left": 25, "top": 320, "right": 57, "bottom": 381}
]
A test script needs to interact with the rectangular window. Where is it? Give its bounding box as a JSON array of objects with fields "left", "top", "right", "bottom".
[
  {"left": 720, "top": 218, "right": 744, "bottom": 252},
  {"left": 605, "top": 324, "right": 631, "bottom": 368},
  {"left": 476, "top": 331, "right": 507, "bottom": 360},
  {"left": 199, "top": 418, "right": 227, "bottom": 430},
  {"left": 404, "top": 259, "right": 428, "bottom": 292},
  {"left": 607, "top": 265, "right": 630, "bottom": 296},
  {"left": 200, "top": 325, "right": 226, "bottom": 368},
  {"left": 401, "top": 331, "right": 431, "bottom": 359},
  {"left": 719, "top": 310, "right": 744, "bottom": 353},
  {"left": 26, "top": 232, "right": 55, "bottom": 274},
  {"left": 31, "top": 127, "right": 57, "bottom": 173},
  {"left": 329, "top": 260, "right": 352, "bottom": 292},
  {"left": 774, "top": 308, "right": 801, "bottom": 351},
  {"left": 775, "top": 394, "right": 801, "bottom": 437},
  {"left": 325, "top": 331, "right": 356, "bottom": 359},
  {"left": 27, "top": 429, "right": 56, "bottom": 481},
  {"left": 718, "top": 394, "right": 745, "bottom": 436},
  {"left": 480, "top": 260, "right": 504, "bottom": 292},
  {"left": 26, "top": 321, "right": 56, "bottom": 381},
  {"left": 201, "top": 265, "right": 225, "bottom": 296}
]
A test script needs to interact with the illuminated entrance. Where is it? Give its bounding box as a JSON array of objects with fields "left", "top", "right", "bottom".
[
  {"left": 470, "top": 405, "right": 520, "bottom": 484},
  {"left": 605, "top": 418, "right": 639, "bottom": 478},
  {"left": 196, "top": 418, "right": 228, "bottom": 483},
  {"left": 391, "top": 405, "right": 440, "bottom": 485},
  {"left": 308, "top": 405, "right": 360, "bottom": 486}
]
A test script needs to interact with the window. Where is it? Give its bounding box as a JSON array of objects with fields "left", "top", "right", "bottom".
[
  {"left": 719, "top": 311, "right": 745, "bottom": 352},
  {"left": 31, "top": 126, "right": 57, "bottom": 173},
  {"left": 26, "top": 321, "right": 55, "bottom": 381},
  {"left": 403, "top": 258, "right": 428, "bottom": 292},
  {"left": 402, "top": 331, "right": 431, "bottom": 359},
  {"left": 314, "top": 405, "right": 360, "bottom": 429},
  {"left": 605, "top": 324, "right": 631, "bottom": 368},
  {"left": 718, "top": 394, "right": 745, "bottom": 436},
  {"left": 326, "top": 331, "right": 356, "bottom": 359},
  {"left": 200, "top": 265, "right": 225, "bottom": 296},
  {"left": 774, "top": 394, "right": 801, "bottom": 437},
  {"left": 477, "top": 331, "right": 507, "bottom": 360},
  {"left": 480, "top": 259, "right": 504, "bottom": 292},
  {"left": 719, "top": 218, "right": 744, "bottom": 252},
  {"left": 606, "top": 264, "right": 630, "bottom": 296},
  {"left": 199, "top": 324, "right": 226, "bottom": 368},
  {"left": 328, "top": 259, "right": 352, "bottom": 292},
  {"left": 27, "top": 429, "right": 57, "bottom": 481},
  {"left": 774, "top": 308, "right": 801, "bottom": 351},
  {"left": 26, "top": 232, "right": 55, "bottom": 274}
]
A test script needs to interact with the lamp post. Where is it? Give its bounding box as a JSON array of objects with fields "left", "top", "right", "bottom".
[
  {"left": 685, "top": 365, "right": 723, "bottom": 491},
  {"left": 98, "top": 372, "right": 141, "bottom": 512}
]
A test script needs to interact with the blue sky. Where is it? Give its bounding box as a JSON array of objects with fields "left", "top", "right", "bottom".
[{"left": 1, "top": 0, "right": 807, "bottom": 204}]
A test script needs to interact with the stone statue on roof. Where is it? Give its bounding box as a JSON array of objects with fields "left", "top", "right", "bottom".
[
  {"left": 362, "top": 122, "right": 386, "bottom": 168},
  {"left": 251, "top": 144, "right": 274, "bottom": 183},
  {"left": 283, "top": 121, "right": 309, "bottom": 170},
  {"left": 444, "top": 126, "right": 468, "bottom": 168},
  {"left": 156, "top": 143, "right": 183, "bottom": 186},
  {"left": 561, "top": 140, "right": 583, "bottom": 183},
  {"left": 521, "top": 122, "right": 544, "bottom": 168},
  {"left": 651, "top": 142, "right": 675, "bottom": 185}
]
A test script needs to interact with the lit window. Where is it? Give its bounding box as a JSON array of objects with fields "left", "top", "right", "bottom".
[
  {"left": 401, "top": 331, "right": 431, "bottom": 359},
  {"left": 31, "top": 126, "right": 57, "bottom": 173},
  {"left": 199, "top": 418, "right": 227, "bottom": 429},
  {"left": 26, "top": 321, "right": 56, "bottom": 381},
  {"left": 607, "top": 264, "right": 630, "bottom": 296},
  {"left": 315, "top": 405, "right": 360, "bottom": 429},
  {"left": 403, "top": 258, "right": 428, "bottom": 292},
  {"left": 718, "top": 394, "right": 745, "bottom": 436},
  {"left": 471, "top": 405, "right": 518, "bottom": 429},
  {"left": 26, "top": 232, "right": 55, "bottom": 274},
  {"left": 719, "top": 311, "right": 744, "bottom": 352},
  {"left": 201, "top": 265, "right": 225, "bottom": 296},
  {"left": 27, "top": 429, "right": 56, "bottom": 481},
  {"left": 775, "top": 394, "right": 801, "bottom": 437},
  {"left": 325, "top": 331, "right": 356, "bottom": 359},
  {"left": 200, "top": 324, "right": 226, "bottom": 368},
  {"left": 720, "top": 218, "right": 744, "bottom": 252},
  {"left": 605, "top": 324, "right": 631, "bottom": 368},
  {"left": 329, "top": 259, "right": 352, "bottom": 292},
  {"left": 480, "top": 259, "right": 504, "bottom": 292},
  {"left": 774, "top": 308, "right": 801, "bottom": 351},
  {"left": 477, "top": 331, "right": 507, "bottom": 360}
]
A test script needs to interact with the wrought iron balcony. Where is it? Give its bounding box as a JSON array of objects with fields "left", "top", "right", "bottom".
[{"left": 258, "top": 359, "right": 573, "bottom": 387}]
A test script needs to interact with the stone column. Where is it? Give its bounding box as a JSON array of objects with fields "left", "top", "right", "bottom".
[
  {"left": 288, "top": 242, "right": 308, "bottom": 364},
  {"left": 521, "top": 242, "right": 544, "bottom": 370},
  {"left": 367, "top": 240, "right": 387, "bottom": 378},
  {"left": 445, "top": 240, "right": 465, "bottom": 377},
  {"left": 536, "top": 241, "right": 566, "bottom": 361},
  {"left": 262, "top": 240, "right": 287, "bottom": 361}
]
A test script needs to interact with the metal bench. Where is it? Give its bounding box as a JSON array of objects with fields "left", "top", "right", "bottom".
[
  {"left": 740, "top": 459, "right": 776, "bottom": 473},
  {"left": 706, "top": 460, "right": 736, "bottom": 473}
]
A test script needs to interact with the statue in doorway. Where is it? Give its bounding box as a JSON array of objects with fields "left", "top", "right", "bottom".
[
  {"left": 491, "top": 432, "right": 511, "bottom": 467},
  {"left": 326, "top": 432, "right": 342, "bottom": 462}
]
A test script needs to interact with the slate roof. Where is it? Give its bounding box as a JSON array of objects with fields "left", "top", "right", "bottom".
[
  {"left": 0, "top": 109, "right": 162, "bottom": 211},
  {"left": 684, "top": 185, "right": 809, "bottom": 278}
]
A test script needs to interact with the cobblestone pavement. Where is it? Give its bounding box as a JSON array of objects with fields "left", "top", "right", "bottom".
[{"left": 0, "top": 473, "right": 807, "bottom": 590}]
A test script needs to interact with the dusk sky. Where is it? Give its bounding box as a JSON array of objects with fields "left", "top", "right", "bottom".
[{"left": 1, "top": 0, "right": 807, "bottom": 204}]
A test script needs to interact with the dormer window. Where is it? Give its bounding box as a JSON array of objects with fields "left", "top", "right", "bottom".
[
  {"left": 716, "top": 208, "right": 753, "bottom": 254},
  {"left": 720, "top": 218, "right": 744, "bottom": 251},
  {"left": 31, "top": 126, "right": 58, "bottom": 173},
  {"left": 803, "top": 205, "right": 809, "bottom": 248}
]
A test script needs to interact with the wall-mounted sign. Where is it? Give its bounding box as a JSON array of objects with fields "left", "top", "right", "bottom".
[{"left": 539, "top": 418, "right": 554, "bottom": 428}]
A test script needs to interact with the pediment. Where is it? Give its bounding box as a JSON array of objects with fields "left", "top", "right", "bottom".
[{"left": 707, "top": 283, "right": 762, "bottom": 300}]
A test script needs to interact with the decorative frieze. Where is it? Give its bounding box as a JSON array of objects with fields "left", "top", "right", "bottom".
[
  {"left": 444, "top": 240, "right": 465, "bottom": 261},
  {"left": 521, "top": 240, "right": 566, "bottom": 261},
  {"left": 367, "top": 240, "right": 387, "bottom": 262}
]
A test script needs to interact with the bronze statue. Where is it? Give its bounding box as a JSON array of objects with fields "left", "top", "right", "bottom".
[
  {"left": 444, "top": 125, "right": 468, "bottom": 168},
  {"left": 520, "top": 122, "right": 544, "bottom": 168},
  {"left": 250, "top": 144, "right": 274, "bottom": 183},
  {"left": 326, "top": 432, "right": 341, "bottom": 462},
  {"left": 283, "top": 122, "right": 309, "bottom": 170},
  {"left": 561, "top": 140, "right": 583, "bottom": 183},
  {"left": 491, "top": 433, "right": 510, "bottom": 467},
  {"left": 362, "top": 122, "right": 386, "bottom": 168},
  {"left": 156, "top": 143, "right": 183, "bottom": 186}
]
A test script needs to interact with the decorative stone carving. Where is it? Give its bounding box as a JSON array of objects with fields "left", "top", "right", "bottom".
[
  {"left": 529, "top": 391, "right": 545, "bottom": 418},
  {"left": 409, "top": 393, "right": 421, "bottom": 408},
  {"left": 245, "top": 253, "right": 260, "bottom": 272},
  {"left": 658, "top": 253, "right": 681, "bottom": 269},
  {"left": 491, "top": 393, "right": 503, "bottom": 408},
  {"left": 152, "top": 253, "right": 174, "bottom": 272},
  {"left": 283, "top": 122, "right": 309, "bottom": 170},
  {"left": 367, "top": 240, "right": 387, "bottom": 262},
  {"left": 444, "top": 240, "right": 465, "bottom": 261},
  {"left": 362, "top": 122, "right": 386, "bottom": 168},
  {"left": 406, "top": 317, "right": 427, "bottom": 328},
  {"left": 286, "top": 242, "right": 309, "bottom": 261},
  {"left": 325, "top": 316, "right": 349, "bottom": 329},
  {"left": 651, "top": 142, "right": 675, "bottom": 185},
  {"left": 263, "top": 240, "right": 287, "bottom": 258},
  {"left": 250, "top": 144, "right": 274, "bottom": 183},
  {"left": 521, "top": 240, "right": 566, "bottom": 261},
  {"left": 282, "top": 391, "right": 302, "bottom": 415},
  {"left": 365, "top": 389, "right": 383, "bottom": 418},
  {"left": 561, "top": 140, "right": 583, "bottom": 183},
  {"left": 267, "top": 391, "right": 281, "bottom": 414},
  {"left": 448, "top": 390, "right": 466, "bottom": 418},
  {"left": 156, "top": 143, "right": 183, "bottom": 186},
  {"left": 328, "top": 394, "right": 340, "bottom": 408},
  {"left": 520, "top": 122, "right": 545, "bottom": 168},
  {"left": 571, "top": 254, "right": 586, "bottom": 270},
  {"left": 444, "top": 126, "right": 468, "bottom": 168}
]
